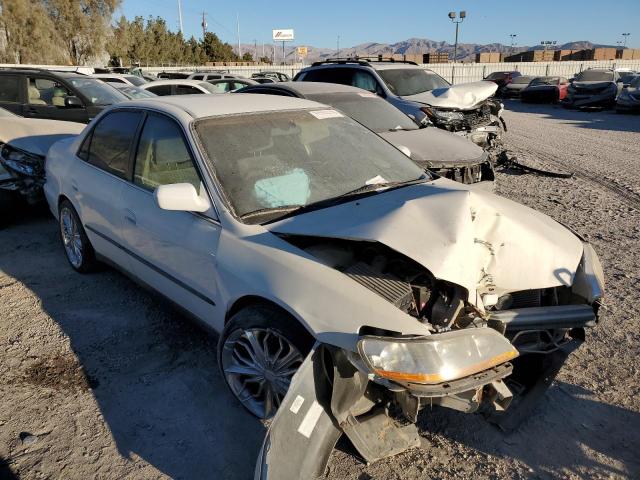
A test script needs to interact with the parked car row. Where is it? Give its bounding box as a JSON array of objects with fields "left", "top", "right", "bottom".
[
  {"left": 0, "top": 63, "right": 606, "bottom": 476},
  {"left": 489, "top": 67, "right": 640, "bottom": 111}
]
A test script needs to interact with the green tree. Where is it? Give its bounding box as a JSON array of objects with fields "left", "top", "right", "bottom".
[
  {"left": 42, "top": 0, "right": 121, "bottom": 65},
  {"left": 0, "top": 0, "right": 65, "bottom": 64},
  {"left": 241, "top": 52, "right": 254, "bottom": 62},
  {"left": 201, "top": 32, "right": 236, "bottom": 62}
]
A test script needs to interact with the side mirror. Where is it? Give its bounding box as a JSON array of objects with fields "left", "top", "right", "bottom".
[
  {"left": 64, "top": 96, "right": 83, "bottom": 108},
  {"left": 154, "top": 183, "right": 211, "bottom": 213}
]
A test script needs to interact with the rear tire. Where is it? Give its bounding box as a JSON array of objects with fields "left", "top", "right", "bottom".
[
  {"left": 218, "top": 303, "right": 314, "bottom": 419},
  {"left": 58, "top": 199, "right": 97, "bottom": 273}
]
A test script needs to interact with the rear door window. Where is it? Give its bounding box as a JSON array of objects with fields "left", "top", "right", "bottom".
[
  {"left": 0, "top": 75, "right": 21, "bottom": 103},
  {"left": 301, "top": 68, "right": 356, "bottom": 85},
  {"left": 146, "top": 85, "right": 172, "bottom": 96},
  {"left": 176, "top": 85, "right": 203, "bottom": 95},
  {"left": 86, "top": 111, "right": 142, "bottom": 178}
]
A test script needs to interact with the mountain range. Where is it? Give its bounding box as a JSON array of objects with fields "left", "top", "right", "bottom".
[{"left": 236, "top": 38, "right": 621, "bottom": 63}]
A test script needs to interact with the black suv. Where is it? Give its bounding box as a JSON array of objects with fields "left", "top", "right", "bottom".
[{"left": 0, "top": 69, "right": 127, "bottom": 123}]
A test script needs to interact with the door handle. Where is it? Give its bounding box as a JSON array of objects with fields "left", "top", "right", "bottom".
[{"left": 124, "top": 209, "right": 137, "bottom": 225}]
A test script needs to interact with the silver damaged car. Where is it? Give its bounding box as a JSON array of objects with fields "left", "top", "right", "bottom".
[{"left": 42, "top": 95, "right": 605, "bottom": 478}]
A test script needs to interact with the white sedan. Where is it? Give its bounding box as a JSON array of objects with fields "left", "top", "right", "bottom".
[
  {"left": 43, "top": 94, "right": 603, "bottom": 472},
  {"left": 139, "top": 79, "right": 220, "bottom": 96}
]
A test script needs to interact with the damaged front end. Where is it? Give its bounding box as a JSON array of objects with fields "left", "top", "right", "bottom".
[
  {"left": 257, "top": 231, "right": 603, "bottom": 478},
  {"left": 405, "top": 81, "right": 506, "bottom": 149},
  {"left": 0, "top": 143, "right": 47, "bottom": 204},
  {"left": 257, "top": 330, "right": 517, "bottom": 479},
  {"left": 420, "top": 100, "right": 506, "bottom": 149}
]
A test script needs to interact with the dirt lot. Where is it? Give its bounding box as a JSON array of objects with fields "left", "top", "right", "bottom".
[{"left": 1, "top": 103, "right": 639, "bottom": 480}]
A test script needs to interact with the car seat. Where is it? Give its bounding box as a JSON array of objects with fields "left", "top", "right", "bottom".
[
  {"left": 28, "top": 87, "right": 47, "bottom": 105},
  {"left": 52, "top": 87, "right": 66, "bottom": 107}
]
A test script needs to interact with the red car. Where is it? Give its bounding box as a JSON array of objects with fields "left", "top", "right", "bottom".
[{"left": 520, "top": 76, "right": 569, "bottom": 103}]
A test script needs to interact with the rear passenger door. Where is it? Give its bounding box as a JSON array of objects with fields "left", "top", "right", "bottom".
[
  {"left": 72, "top": 110, "right": 144, "bottom": 270},
  {"left": 120, "top": 112, "right": 222, "bottom": 326}
]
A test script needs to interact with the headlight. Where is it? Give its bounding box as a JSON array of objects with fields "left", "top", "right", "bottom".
[
  {"left": 357, "top": 328, "right": 518, "bottom": 385},
  {"left": 572, "top": 242, "right": 605, "bottom": 304},
  {"left": 0, "top": 145, "right": 43, "bottom": 177},
  {"left": 420, "top": 107, "right": 464, "bottom": 123}
]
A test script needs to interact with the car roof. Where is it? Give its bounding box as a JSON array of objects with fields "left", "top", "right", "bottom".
[
  {"left": 120, "top": 93, "right": 327, "bottom": 119},
  {"left": 0, "top": 69, "right": 86, "bottom": 78},
  {"left": 142, "top": 79, "right": 209, "bottom": 87},
  {"left": 254, "top": 81, "right": 366, "bottom": 95},
  {"left": 93, "top": 73, "right": 135, "bottom": 78}
]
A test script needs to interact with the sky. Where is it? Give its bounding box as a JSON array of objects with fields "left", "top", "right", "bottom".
[{"left": 119, "top": 0, "right": 639, "bottom": 50}]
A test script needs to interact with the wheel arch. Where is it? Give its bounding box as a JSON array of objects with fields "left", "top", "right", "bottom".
[{"left": 224, "top": 294, "right": 315, "bottom": 341}]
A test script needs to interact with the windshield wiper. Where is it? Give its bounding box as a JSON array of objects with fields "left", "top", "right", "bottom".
[{"left": 240, "top": 176, "right": 430, "bottom": 224}]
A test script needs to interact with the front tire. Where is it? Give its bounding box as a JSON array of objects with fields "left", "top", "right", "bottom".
[
  {"left": 58, "top": 200, "right": 97, "bottom": 273},
  {"left": 219, "top": 304, "right": 313, "bottom": 419}
]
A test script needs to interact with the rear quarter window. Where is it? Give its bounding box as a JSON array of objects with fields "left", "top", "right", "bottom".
[{"left": 0, "top": 75, "right": 21, "bottom": 103}]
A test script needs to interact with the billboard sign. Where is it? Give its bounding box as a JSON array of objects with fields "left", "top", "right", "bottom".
[
  {"left": 297, "top": 46, "right": 308, "bottom": 57},
  {"left": 273, "top": 29, "right": 295, "bottom": 41}
]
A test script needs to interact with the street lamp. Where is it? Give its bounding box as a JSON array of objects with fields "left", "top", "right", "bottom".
[
  {"left": 622, "top": 33, "right": 631, "bottom": 48},
  {"left": 448, "top": 11, "right": 466, "bottom": 63},
  {"left": 509, "top": 34, "right": 517, "bottom": 54}
]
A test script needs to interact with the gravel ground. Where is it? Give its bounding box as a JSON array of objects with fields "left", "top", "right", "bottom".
[{"left": 1, "top": 102, "right": 639, "bottom": 479}]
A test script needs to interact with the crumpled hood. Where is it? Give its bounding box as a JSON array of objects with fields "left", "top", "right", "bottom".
[
  {"left": 0, "top": 118, "right": 84, "bottom": 157},
  {"left": 403, "top": 81, "right": 498, "bottom": 110},
  {"left": 268, "top": 180, "right": 583, "bottom": 305},
  {"left": 378, "top": 128, "right": 486, "bottom": 167}
]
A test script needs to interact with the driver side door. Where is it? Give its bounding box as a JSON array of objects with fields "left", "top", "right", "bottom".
[
  {"left": 23, "top": 76, "right": 88, "bottom": 122},
  {"left": 120, "top": 112, "right": 223, "bottom": 328}
]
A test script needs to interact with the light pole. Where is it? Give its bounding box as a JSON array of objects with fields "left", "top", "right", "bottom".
[
  {"left": 509, "top": 34, "right": 517, "bottom": 54},
  {"left": 337, "top": 35, "right": 341, "bottom": 58},
  {"left": 622, "top": 33, "right": 631, "bottom": 48},
  {"left": 448, "top": 11, "right": 466, "bottom": 63}
]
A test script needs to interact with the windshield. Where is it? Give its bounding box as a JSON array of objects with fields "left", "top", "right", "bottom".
[
  {"left": 305, "top": 92, "right": 418, "bottom": 133},
  {"left": 194, "top": 109, "right": 426, "bottom": 221},
  {"left": 116, "top": 85, "right": 156, "bottom": 99},
  {"left": 67, "top": 78, "right": 127, "bottom": 105},
  {"left": 198, "top": 82, "right": 219, "bottom": 94},
  {"left": 512, "top": 76, "right": 533, "bottom": 84},
  {"left": 576, "top": 70, "right": 614, "bottom": 82},
  {"left": 125, "top": 76, "right": 146, "bottom": 87},
  {"left": 619, "top": 73, "right": 637, "bottom": 84},
  {"left": 377, "top": 68, "right": 450, "bottom": 96},
  {"left": 485, "top": 72, "right": 509, "bottom": 80},
  {"left": 530, "top": 77, "right": 558, "bottom": 86},
  {"left": 629, "top": 76, "right": 640, "bottom": 88}
]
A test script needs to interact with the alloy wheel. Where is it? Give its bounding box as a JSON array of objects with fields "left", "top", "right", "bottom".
[
  {"left": 222, "top": 328, "right": 304, "bottom": 419},
  {"left": 60, "top": 207, "right": 83, "bottom": 268}
]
